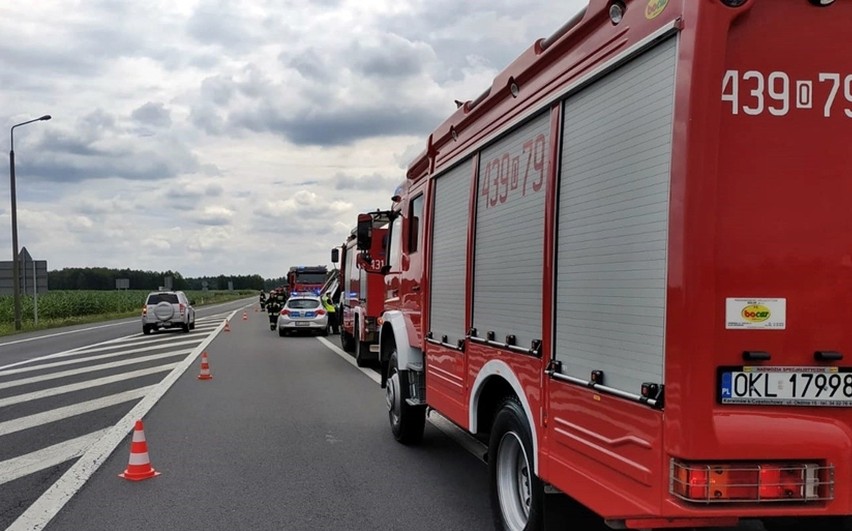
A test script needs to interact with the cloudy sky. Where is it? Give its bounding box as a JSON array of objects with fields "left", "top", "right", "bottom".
[{"left": 1, "top": 0, "right": 586, "bottom": 279}]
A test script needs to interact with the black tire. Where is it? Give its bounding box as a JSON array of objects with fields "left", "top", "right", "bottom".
[
  {"left": 321, "top": 324, "right": 329, "bottom": 337},
  {"left": 278, "top": 328, "right": 286, "bottom": 337},
  {"left": 386, "top": 349, "right": 425, "bottom": 445},
  {"left": 182, "top": 323, "right": 190, "bottom": 333},
  {"left": 355, "top": 338, "right": 371, "bottom": 367},
  {"left": 354, "top": 317, "right": 370, "bottom": 367},
  {"left": 489, "top": 398, "right": 544, "bottom": 531},
  {"left": 341, "top": 330, "right": 355, "bottom": 352},
  {"left": 142, "top": 325, "right": 152, "bottom": 335},
  {"left": 764, "top": 517, "right": 852, "bottom": 531}
]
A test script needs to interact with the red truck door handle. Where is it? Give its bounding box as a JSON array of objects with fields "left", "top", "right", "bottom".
[{"left": 411, "top": 284, "right": 421, "bottom": 292}]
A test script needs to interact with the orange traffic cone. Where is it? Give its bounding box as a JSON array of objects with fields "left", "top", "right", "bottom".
[
  {"left": 224, "top": 320, "right": 231, "bottom": 332},
  {"left": 119, "top": 420, "right": 160, "bottom": 481},
  {"left": 242, "top": 311, "right": 248, "bottom": 321},
  {"left": 198, "top": 351, "right": 213, "bottom": 380}
]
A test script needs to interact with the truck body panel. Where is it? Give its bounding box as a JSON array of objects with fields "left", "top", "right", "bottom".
[{"left": 375, "top": 0, "right": 852, "bottom": 526}]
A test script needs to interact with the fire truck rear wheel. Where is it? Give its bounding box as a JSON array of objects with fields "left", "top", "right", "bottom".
[
  {"left": 489, "top": 397, "right": 543, "bottom": 531},
  {"left": 763, "top": 516, "right": 852, "bottom": 531},
  {"left": 386, "top": 350, "right": 425, "bottom": 444}
]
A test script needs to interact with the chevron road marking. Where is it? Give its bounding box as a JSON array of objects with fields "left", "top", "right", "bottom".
[
  {"left": 0, "top": 428, "right": 111, "bottom": 486},
  {"left": 0, "top": 363, "right": 180, "bottom": 408}
]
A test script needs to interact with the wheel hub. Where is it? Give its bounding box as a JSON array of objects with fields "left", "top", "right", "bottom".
[
  {"left": 496, "top": 432, "right": 531, "bottom": 531},
  {"left": 386, "top": 372, "right": 400, "bottom": 424}
]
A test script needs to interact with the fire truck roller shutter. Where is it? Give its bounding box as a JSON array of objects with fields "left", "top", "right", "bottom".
[
  {"left": 554, "top": 36, "right": 676, "bottom": 394},
  {"left": 473, "top": 111, "right": 550, "bottom": 351},
  {"left": 429, "top": 159, "right": 473, "bottom": 347}
]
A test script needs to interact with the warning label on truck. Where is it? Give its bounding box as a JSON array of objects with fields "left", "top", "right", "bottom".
[{"left": 725, "top": 298, "right": 786, "bottom": 330}]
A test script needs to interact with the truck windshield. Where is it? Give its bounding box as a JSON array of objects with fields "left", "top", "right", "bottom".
[{"left": 296, "top": 273, "right": 327, "bottom": 284}]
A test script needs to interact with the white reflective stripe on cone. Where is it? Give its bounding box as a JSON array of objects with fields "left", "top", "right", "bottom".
[
  {"left": 132, "top": 431, "right": 147, "bottom": 443},
  {"left": 128, "top": 452, "right": 151, "bottom": 465}
]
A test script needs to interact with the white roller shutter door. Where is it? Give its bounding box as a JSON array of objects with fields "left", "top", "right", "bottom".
[
  {"left": 429, "top": 161, "right": 473, "bottom": 346},
  {"left": 473, "top": 112, "right": 550, "bottom": 350},
  {"left": 555, "top": 37, "right": 676, "bottom": 393}
]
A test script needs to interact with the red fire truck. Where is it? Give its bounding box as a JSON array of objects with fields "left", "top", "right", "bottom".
[
  {"left": 286, "top": 265, "right": 328, "bottom": 295},
  {"left": 357, "top": 1, "right": 852, "bottom": 529},
  {"left": 332, "top": 215, "right": 390, "bottom": 367}
]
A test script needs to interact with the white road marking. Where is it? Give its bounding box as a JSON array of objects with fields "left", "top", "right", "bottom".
[
  {"left": 0, "top": 363, "right": 179, "bottom": 408},
  {"left": 316, "top": 336, "right": 381, "bottom": 384},
  {"left": 0, "top": 307, "right": 239, "bottom": 370},
  {"left": 0, "top": 386, "right": 154, "bottom": 437},
  {"left": 91, "top": 318, "right": 220, "bottom": 347},
  {"left": 0, "top": 331, "right": 206, "bottom": 371},
  {"left": 0, "top": 428, "right": 112, "bottom": 486},
  {"left": 7, "top": 310, "right": 234, "bottom": 531},
  {"left": 0, "top": 350, "right": 193, "bottom": 391},
  {"left": 0, "top": 340, "right": 198, "bottom": 376},
  {"left": 0, "top": 322, "right": 137, "bottom": 349},
  {"left": 0, "top": 346, "right": 88, "bottom": 372},
  {"left": 315, "top": 336, "right": 487, "bottom": 464},
  {"left": 69, "top": 335, "right": 196, "bottom": 355}
]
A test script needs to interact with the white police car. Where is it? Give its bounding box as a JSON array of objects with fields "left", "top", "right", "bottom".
[{"left": 277, "top": 294, "right": 329, "bottom": 337}]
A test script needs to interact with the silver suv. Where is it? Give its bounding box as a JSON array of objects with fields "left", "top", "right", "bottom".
[{"left": 142, "top": 291, "right": 196, "bottom": 334}]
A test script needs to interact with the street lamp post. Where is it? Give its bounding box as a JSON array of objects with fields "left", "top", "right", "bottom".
[{"left": 10, "top": 115, "right": 51, "bottom": 331}]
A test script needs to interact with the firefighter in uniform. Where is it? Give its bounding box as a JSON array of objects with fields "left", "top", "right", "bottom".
[
  {"left": 322, "top": 293, "right": 338, "bottom": 335},
  {"left": 266, "top": 289, "right": 284, "bottom": 331}
]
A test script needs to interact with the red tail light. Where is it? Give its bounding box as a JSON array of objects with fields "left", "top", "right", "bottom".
[
  {"left": 179, "top": 303, "right": 186, "bottom": 315},
  {"left": 316, "top": 309, "right": 326, "bottom": 316},
  {"left": 280, "top": 309, "right": 289, "bottom": 316},
  {"left": 671, "top": 460, "right": 831, "bottom": 503},
  {"left": 142, "top": 306, "right": 147, "bottom": 316}
]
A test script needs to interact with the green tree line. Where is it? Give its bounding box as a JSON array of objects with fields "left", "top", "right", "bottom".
[{"left": 48, "top": 267, "right": 265, "bottom": 291}]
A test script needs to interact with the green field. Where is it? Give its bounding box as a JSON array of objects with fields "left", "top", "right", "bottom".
[{"left": 0, "top": 290, "right": 255, "bottom": 336}]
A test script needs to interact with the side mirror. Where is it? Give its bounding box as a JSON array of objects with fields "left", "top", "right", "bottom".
[
  {"left": 331, "top": 248, "right": 339, "bottom": 264},
  {"left": 356, "top": 213, "right": 372, "bottom": 250}
]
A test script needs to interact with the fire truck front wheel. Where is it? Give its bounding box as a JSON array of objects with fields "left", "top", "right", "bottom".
[
  {"left": 489, "top": 398, "right": 544, "bottom": 531},
  {"left": 386, "top": 350, "right": 425, "bottom": 444}
]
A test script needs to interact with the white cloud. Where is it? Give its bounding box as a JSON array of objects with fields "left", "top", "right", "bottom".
[{"left": 0, "top": 0, "right": 587, "bottom": 278}]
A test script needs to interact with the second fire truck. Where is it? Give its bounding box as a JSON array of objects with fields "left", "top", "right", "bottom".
[{"left": 332, "top": 213, "right": 390, "bottom": 367}]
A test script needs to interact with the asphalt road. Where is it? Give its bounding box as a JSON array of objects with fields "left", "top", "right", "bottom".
[
  {"left": 0, "top": 298, "right": 253, "bottom": 529},
  {"left": 2, "top": 300, "right": 768, "bottom": 531},
  {"left": 43, "top": 307, "right": 495, "bottom": 531}
]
